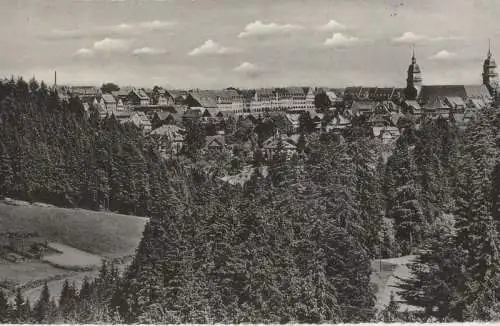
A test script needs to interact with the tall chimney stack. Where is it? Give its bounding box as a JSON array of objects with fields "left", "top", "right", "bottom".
[{"left": 54, "top": 71, "right": 57, "bottom": 87}]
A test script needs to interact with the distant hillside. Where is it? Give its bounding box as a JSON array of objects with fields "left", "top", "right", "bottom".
[{"left": 0, "top": 201, "right": 148, "bottom": 258}]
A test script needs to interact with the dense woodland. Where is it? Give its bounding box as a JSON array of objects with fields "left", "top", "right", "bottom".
[{"left": 1, "top": 77, "right": 500, "bottom": 322}]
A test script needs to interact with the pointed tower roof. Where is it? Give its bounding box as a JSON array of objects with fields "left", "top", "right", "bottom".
[
  {"left": 484, "top": 38, "right": 497, "bottom": 67},
  {"left": 408, "top": 45, "right": 421, "bottom": 74}
]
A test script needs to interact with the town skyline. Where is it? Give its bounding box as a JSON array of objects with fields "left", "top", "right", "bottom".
[{"left": 1, "top": 0, "right": 499, "bottom": 88}]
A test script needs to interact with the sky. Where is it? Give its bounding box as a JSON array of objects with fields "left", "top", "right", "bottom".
[{"left": 0, "top": 0, "right": 499, "bottom": 89}]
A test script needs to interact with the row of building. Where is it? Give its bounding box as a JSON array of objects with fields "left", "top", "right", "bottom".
[{"left": 56, "top": 85, "right": 321, "bottom": 118}]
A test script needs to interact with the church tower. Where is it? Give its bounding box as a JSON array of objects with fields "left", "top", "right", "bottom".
[
  {"left": 483, "top": 39, "right": 498, "bottom": 95},
  {"left": 405, "top": 47, "right": 422, "bottom": 101}
]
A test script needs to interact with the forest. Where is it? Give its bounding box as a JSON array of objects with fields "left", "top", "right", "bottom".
[{"left": 1, "top": 77, "right": 500, "bottom": 323}]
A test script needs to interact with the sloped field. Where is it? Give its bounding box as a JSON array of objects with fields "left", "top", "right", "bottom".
[{"left": 0, "top": 202, "right": 148, "bottom": 258}]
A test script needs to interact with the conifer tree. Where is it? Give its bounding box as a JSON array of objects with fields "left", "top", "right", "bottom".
[
  {"left": 33, "top": 282, "right": 51, "bottom": 323},
  {"left": 0, "top": 289, "right": 10, "bottom": 323}
]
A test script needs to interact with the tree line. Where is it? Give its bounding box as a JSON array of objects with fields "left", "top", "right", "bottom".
[{"left": 2, "top": 77, "right": 500, "bottom": 322}]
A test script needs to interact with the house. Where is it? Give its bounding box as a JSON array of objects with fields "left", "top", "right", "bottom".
[
  {"left": 112, "top": 87, "right": 133, "bottom": 105},
  {"left": 5, "top": 253, "right": 25, "bottom": 263},
  {"left": 311, "top": 112, "right": 324, "bottom": 131},
  {"left": 444, "top": 96, "right": 466, "bottom": 113},
  {"left": 402, "top": 100, "right": 422, "bottom": 115},
  {"left": 202, "top": 135, "right": 231, "bottom": 158},
  {"left": 152, "top": 86, "right": 174, "bottom": 106},
  {"left": 127, "top": 111, "right": 152, "bottom": 133},
  {"left": 112, "top": 110, "right": 132, "bottom": 123},
  {"left": 100, "top": 93, "right": 117, "bottom": 113},
  {"left": 304, "top": 87, "right": 316, "bottom": 110},
  {"left": 152, "top": 111, "right": 178, "bottom": 128},
  {"left": 128, "top": 89, "right": 151, "bottom": 106},
  {"left": 367, "top": 102, "right": 394, "bottom": 127},
  {"left": 372, "top": 126, "right": 400, "bottom": 144},
  {"left": 423, "top": 96, "right": 452, "bottom": 119},
  {"left": 326, "top": 114, "right": 351, "bottom": 132},
  {"left": 468, "top": 98, "right": 488, "bottom": 110},
  {"left": 70, "top": 86, "right": 101, "bottom": 100},
  {"left": 262, "top": 132, "right": 298, "bottom": 160},
  {"left": 168, "top": 90, "right": 189, "bottom": 106},
  {"left": 200, "top": 108, "right": 216, "bottom": 124},
  {"left": 92, "top": 97, "right": 108, "bottom": 119},
  {"left": 183, "top": 108, "right": 203, "bottom": 123},
  {"left": 116, "top": 98, "right": 125, "bottom": 111},
  {"left": 325, "top": 90, "right": 339, "bottom": 104},
  {"left": 350, "top": 101, "right": 376, "bottom": 116},
  {"left": 205, "top": 135, "right": 226, "bottom": 152},
  {"left": 150, "top": 124, "right": 185, "bottom": 155},
  {"left": 285, "top": 113, "right": 301, "bottom": 133}
]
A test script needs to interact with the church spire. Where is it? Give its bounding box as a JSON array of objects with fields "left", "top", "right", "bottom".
[
  {"left": 405, "top": 45, "right": 422, "bottom": 101},
  {"left": 483, "top": 39, "right": 498, "bottom": 95}
]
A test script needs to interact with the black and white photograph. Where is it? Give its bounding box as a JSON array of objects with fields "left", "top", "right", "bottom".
[{"left": 0, "top": 0, "right": 499, "bottom": 323}]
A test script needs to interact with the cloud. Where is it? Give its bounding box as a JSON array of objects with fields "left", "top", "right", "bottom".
[
  {"left": 188, "top": 40, "right": 240, "bottom": 56},
  {"left": 238, "top": 20, "right": 302, "bottom": 38},
  {"left": 132, "top": 47, "right": 167, "bottom": 55},
  {"left": 319, "top": 20, "right": 346, "bottom": 31},
  {"left": 73, "top": 48, "right": 94, "bottom": 57},
  {"left": 138, "top": 20, "right": 177, "bottom": 30},
  {"left": 323, "top": 33, "right": 359, "bottom": 47},
  {"left": 429, "top": 50, "right": 457, "bottom": 60},
  {"left": 44, "top": 20, "right": 176, "bottom": 40},
  {"left": 93, "top": 38, "right": 130, "bottom": 52},
  {"left": 233, "top": 62, "right": 262, "bottom": 77},
  {"left": 393, "top": 32, "right": 427, "bottom": 43},
  {"left": 393, "top": 32, "right": 461, "bottom": 43}
]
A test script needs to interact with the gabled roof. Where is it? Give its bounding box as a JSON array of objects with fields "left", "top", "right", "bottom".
[
  {"left": 188, "top": 90, "right": 218, "bottom": 108},
  {"left": 154, "top": 111, "right": 170, "bottom": 121},
  {"left": 112, "top": 88, "right": 132, "bottom": 97},
  {"left": 351, "top": 101, "right": 376, "bottom": 114},
  {"left": 215, "top": 89, "right": 242, "bottom": 103},
  {"left": 444, "top": 96, "right": 466, "bottom": 108},
  {"left": 263, "top": 137, "right": 297, "bottom": 150},
  {"left": 130, "top": 88, "right": 150, "bottom": 101},
  {"left": 419, "top": 84, "right": 492, "bottom": 104},
  {"left": 131, "top": 111, "right": 151, "bottom": 124},
  {"left": 404, "top": 100, "right": 422, "bottom": 111},
  {"left": 167, "top": 89, "right": 188, "bottom": 98},
  {"left": 206, "top": 135, "right": 225, "bottom": 147},
  {"left": 255, "top": 88, "right": 275, "bottom": 99},
  {"left": 425, "top": 96, "right": 451, "bottom": 111},
  {"left": 468, "top": 98, "right": 487, "bottom": 110},
  {"left": 202, "top": 109, "right": 212, "bottom": 117},
  {"left": 150, "top": 124, "right": 185, "bottom": 139},
  {"left": 153, "top": 86, "right": 166, "bottom": 95},
  {"left": 372, "top": 126, "right": 400, "bottom": 138},
  {"left": 70, "top": 86, "right": 100, "bottom": 96},
  {"left": 464, "top": 84, "right": 492, "bottom": 99},
  {"left": 325, "top": 91, "right": 338, "bottom": 101},
  {"left": 101, "top": 93, "right": 116, "bottom": 104},
  {"left": 112, "top": 110, "right": 132, "bottom": 119}
]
